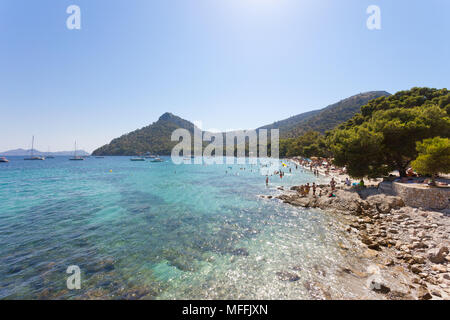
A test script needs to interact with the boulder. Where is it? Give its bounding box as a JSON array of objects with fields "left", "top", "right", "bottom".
[
  {"left": 366, "top": 195, "right": 405, "bottom": 213},
  {"left": 417, "top": 286, "right": 432, "bottom": 300},
  {"left": 428, "top": 246, "right": 449, "bottom": 264},
  {"left": 368, "top": 279, "right": 391, "bottom": 294}
]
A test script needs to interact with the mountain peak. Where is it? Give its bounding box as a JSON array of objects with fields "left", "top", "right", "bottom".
[{"left": 158, "top": 112, "right": 176, "bottom": 121}]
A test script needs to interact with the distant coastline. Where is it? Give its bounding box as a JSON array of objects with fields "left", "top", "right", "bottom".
[{"left": 0, "top": 149, "right": 90, "bottom": 157}]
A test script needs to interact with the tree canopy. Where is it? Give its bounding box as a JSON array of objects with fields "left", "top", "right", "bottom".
[
  {"left": 280, "top": 131, "right": 330, "bottom": 158},
  {"left": 411, "top": 137, "right": 450, "bottom": 180},
  {"left": 327, "top": 88, "right": 450, "bottom": 178}
]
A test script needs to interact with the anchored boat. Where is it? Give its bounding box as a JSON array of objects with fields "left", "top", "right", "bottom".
[
  {"left": 24, "top": 136, "right": 45, "bottom": 160},
  {"left": 130, "top": 156, "right": 145, "bottom": 161},
  {"left": 0, "top": 157, "right": 9, "bottom": 163},
  {"left": 69, "top": 141, "right": 85, "bottom": 161}
]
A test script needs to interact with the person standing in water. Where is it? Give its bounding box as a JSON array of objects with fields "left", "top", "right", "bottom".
[
  {"left": 312, "top": 182, "right": 317, "bottom": 196},
  {"left": 305, "top": 183, "right": 311, "bottom": 195}
]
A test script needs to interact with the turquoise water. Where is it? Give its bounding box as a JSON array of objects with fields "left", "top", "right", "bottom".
[{"left": 0, "top": 156, "right": 369, "bottom": 299}]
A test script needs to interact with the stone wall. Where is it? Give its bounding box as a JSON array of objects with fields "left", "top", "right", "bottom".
[{"left": 379, "top": 182, "right": 450, "bottom": 210}]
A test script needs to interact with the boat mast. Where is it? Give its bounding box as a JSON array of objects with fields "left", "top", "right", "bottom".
[
  {"left": 74, "top": 141, "right": 77, "bottom": 158},
  {"left": 31, "top": 136, "right": 34, "bottom": 157}
]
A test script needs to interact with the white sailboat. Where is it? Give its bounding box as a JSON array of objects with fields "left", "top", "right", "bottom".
[
  {"left": 69, "top": 141, "right": 84, "bottom": 161},
  {"left": 24, "top": 136, "right": 45, "bottom": 160}
]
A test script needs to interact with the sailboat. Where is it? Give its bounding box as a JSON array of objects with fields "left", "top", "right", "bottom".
[
  {"left": 46, "top": 147, "right": 55, "bottom": 159},
  {"left": 69, "top": 141, "right": 85, "bottom": 161},
  {"left": 24, "top": 136, "right": 45, "bottom": 160}
]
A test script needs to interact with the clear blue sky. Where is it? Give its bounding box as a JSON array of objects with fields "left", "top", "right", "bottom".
[{"left": 1, "top": 0, "right": 449, "bottom": 152}]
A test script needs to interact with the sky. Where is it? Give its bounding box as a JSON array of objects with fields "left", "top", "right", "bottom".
[{"left": 0, "top": 0, "right": 449, "bottom": 153}]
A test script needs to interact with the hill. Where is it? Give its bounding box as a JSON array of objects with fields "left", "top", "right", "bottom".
[
  {"left": 259, "top": 91, "right": 390, "bottom": 138},
  {"left": 92, "top": 91, "right": 391, "bottom": 156},
  {"left": 92, "top": 113, "right": 199, "bottom": 156}
]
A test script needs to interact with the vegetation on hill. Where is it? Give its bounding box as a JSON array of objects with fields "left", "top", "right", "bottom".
[
  {"left": 327, "top": 87, "right": 450, "bottom": 178},
  {"left": 280, "top": 131, "right": 330, "bottom": 158},
  {"left": 262, "top": 91, "right": 390, "bottom": 138},
  {"left": 93, "top": 88, "right": 450, "bottom": 178},
  {"left": 92, "top": 113, "right": 198, "bottom": 156},
  {"left": 93, "top": 92, "right": 389, "bottom": 156}
]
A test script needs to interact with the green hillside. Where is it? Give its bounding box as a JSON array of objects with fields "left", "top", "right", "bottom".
[
  {"left": 92, "top": 91, "right": 391, "bottom": 156},
  {"left": 262, "top": 91, "right": 390, "bottom": 138},
  {"left": 92, "top": 113, "right": 198, "bottom": 156}
]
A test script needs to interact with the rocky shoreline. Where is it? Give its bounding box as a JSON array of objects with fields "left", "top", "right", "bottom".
[{"left": 271, "top": 185, "right": 450, "bottom": 300}]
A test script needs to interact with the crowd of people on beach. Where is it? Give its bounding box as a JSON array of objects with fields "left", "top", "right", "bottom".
[
  {"left": 259, "top": 157, "right": 347, "bottom": 197},
  {"left": 260, "top": 156, "right": 376, "bottom": 199}
]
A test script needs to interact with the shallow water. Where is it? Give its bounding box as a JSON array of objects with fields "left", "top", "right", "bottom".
[{"left": 0, "top": 156, "right": 374, "bottom": 299}]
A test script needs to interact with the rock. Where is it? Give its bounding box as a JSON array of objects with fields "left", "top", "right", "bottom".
[
  {"left": 385, "top": 259, "right": 395, "bottom": 267},
  {"left": 368, "top": 243, "right": 381, "bottom": 251},
  {"left": 341, "top": 267, "right": 368, "bottom": 278},
  {"left": 276, "top": 271, "right": 300, "bottom": 282},
  {"left": 231, "top": 248, "right": 249, "bottom": 256},
  {"left": 387, "top": 290, "right": 413, "bottom": 300},
  {"left": 412, "top": 277, "right": 421, "bottom": 284},
  {"left": 428, "top": 246, "right": 449, "bottom": 264},
  {"left": 431, "top": 264, "right": 447, "bottom": 273},
  {"left": 410, "top": 265, "right": 423, "bottom": 274},
  {"left": 368, "top": 279, "right": 391, "bottom": 294},
  {"left": 388, "top": 229, "right": 399, "bottom": 234},
  {"left": 364, "top": 249, "right": 379, "bottom": 258},
  {"left": 431, "top": 290, "right": 442, "bottom": 298},
  {"left": 366, "top": 195, "right": 405, "bottom": 213},
  {"left": 361, "top": 235, "right": 373, "bottom": 245},
  {"left": 86, "top": 258, "right": 115, "bottom": 273},
  {"left": 412, "top": 255, "right": 426, "bottom": 264},
  {"left": 303, "top": 281, "right": 332, "bottom": 300},
  {"left": 411, "top": 241, "right": 428, "bottom": 249},
  {"left": 417, "top": 286, "right": 432, "bottom": 300}
]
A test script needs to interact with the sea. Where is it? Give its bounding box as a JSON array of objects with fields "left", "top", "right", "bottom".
[{"left": 0, "top": 156, "right": 377, "bottom": 299}]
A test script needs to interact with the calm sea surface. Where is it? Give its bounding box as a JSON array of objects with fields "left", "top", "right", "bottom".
[{"left": 0, "top": 156, "right": 374, "bottom": 299}]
